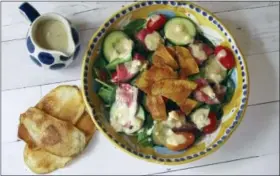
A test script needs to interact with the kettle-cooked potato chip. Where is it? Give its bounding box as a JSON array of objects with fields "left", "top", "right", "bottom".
[
  {"left": 36, "top": 85, "right": 85, "bottom": 124},
  {"left": 19, "top": 107, "right": 86, "bottom": 157},
  {"left": 23, "top": 145, "right": 72, "bottom": 174}
]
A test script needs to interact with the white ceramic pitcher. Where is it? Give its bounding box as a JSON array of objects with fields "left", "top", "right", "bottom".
[{"left": 19, "top": 2, "right": 81, "bottom": 69}]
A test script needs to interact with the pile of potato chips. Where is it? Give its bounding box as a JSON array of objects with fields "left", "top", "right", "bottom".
[
  {"left": 18, "top": 85, "right": 96, "bottom": 174},
  {"left": 135, "top": 45, "right": 199, "bottom": 120}
]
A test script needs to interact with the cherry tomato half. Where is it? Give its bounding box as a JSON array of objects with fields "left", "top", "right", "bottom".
[
  {"left": 203, "top": 112, "right": 218, "bottom": 134},
  {"left": 147, "top": 14, "right": 167, "bottom": 31},
  {"left": 214, "top": 45, "right": 235, "bottom": 69},
  {"left": 111, "top": 64, "right": 130, "bottom": 83},
  {"left": 135, "top": 28, "right": 152, "bottom": 42},
  {"left": 165, "top": 132, "right": 195, "bottom": 151}
]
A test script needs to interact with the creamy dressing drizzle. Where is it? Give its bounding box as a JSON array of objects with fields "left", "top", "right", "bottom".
[
  {"left": 191, "top": 108, "right": 210, "bottom": 130},
  {"left": 153, "top": 111, "right": 187, "bottom": 146},
  {"left": 110, "top": 38, "right": 133, "bottom": 61},
  {"left": 35, "top": 20, "right": 70, "bottom": 54},
  {"left": 205, "top": 56, "right": 227, "bottom": 84},
  {"left": 190, "top": 43, "right": 207, "bottom": 60},
  {"left": 110, "top": 86, "right": 143, "bottom": 134},
  {"left": 144, "top": 31, "right": 162, "bottom": 51}
]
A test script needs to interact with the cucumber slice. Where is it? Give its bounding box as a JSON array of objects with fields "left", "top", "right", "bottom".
[
  {"left": 204, "top": 56, "right": 227, "bottom": 84},
  {"left": 103, "top": 31, "right": 133, "bottom": 64},
  {"left": 105, "top": 56, "right": 131, "bottom": 70},
  {"left": 110, "top": 103, "right": 145, "bottom": 134},
  {"left": 164, "top": 17, "right": 196, "bottom": 45},
  {"left": 110, "top": 104, "right": 145, "bottom": 126},
  {"left": 152, "top": 122, "right": 166, "bottom": 145}
]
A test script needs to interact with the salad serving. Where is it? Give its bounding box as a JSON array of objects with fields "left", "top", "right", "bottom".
[{"left": 93, "top": 13, "right": 236, "bottom": 152}]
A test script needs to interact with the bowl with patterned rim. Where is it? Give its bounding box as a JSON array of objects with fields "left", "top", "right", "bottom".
[{"left": 81, "top": 1, "right": 249, "bottom": 165}]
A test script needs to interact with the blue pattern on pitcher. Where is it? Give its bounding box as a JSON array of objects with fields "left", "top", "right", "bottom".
[{"left": 19, "top": 2, "right": 80, "bottom": 69}]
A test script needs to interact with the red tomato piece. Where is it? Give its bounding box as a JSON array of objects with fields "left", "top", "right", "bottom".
[
  {"left": 147, "top": 14, "right": 167, "bottom": 31},
  {"left": 135, "top": 28, "right": 152, "bottom": 42},
  {"left": 203, "top": 112, "right": 218, "bottom": 134},
  {"left": 111, "top": 64, "right": 131, "bottom": 83},
  {"left": 193, "top": 89, "right": 219, "bottom": 105},
  {"left": 214, "top": 45, "right": 235, "bottom": 69},
  {"left": 111, "top": 71, "right": 119, "bottom": 83},
  {"left": 165, "top": 132, "right": 195, "bottom": 151},
  {"left": 194, "top": 78, "right": 208, "bottom": 90}
]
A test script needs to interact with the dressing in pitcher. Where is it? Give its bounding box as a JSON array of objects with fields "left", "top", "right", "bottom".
[
  {"left": 19, "top": 2, "right": 81, "bottom": 69},
  {"left": 35, "top": 19, "right": 70, "bottom": 55}
]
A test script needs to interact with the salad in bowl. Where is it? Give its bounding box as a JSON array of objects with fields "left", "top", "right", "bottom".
[{"left": 82, "top": 1, "right": 249, "bottom": 165}]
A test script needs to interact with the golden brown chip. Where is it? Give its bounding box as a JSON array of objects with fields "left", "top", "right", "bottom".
[
  {"left": 135, "top": 65, "right": 178, "bottom": 94},
  {"left": 151, "top": 79, "right": 197, "bottom": 104},
  {"left": 36, "top": 85, "right": 85, "bottom": 124},
  {"left": 18, "top": 124, "right": 38, "bottom": 149},
  {"left": 166, "top": 46, "right": 177, "bottom": 58},
  {"left": 24, "top": 145, "right": 72, "bottom": 174},
  {"left": 154, "top": 45, "right": 179, "bottom": 69},
  {"left": 75, "top": 111, "right": 96, "bottom": 144},
  {"left": 178, "top": 98, "right": 198, "bottom": 115},
  {"left": 152, "top": 54, "right": 167, "bottom": 68},
  {"left": 147, "top": 65, "right": 178, "bottom": 82},
  {"left": 175, "top": 46, "right": 199, "bottom": 76},
  {"left": 135, "top": 71, "right": 152, "bottom": 94},
  {"left": 19, "top": 107, "right": 86, "bottom": 157},
  {"left": 146, "top": 95, "right": 167, "bottom": 120}
]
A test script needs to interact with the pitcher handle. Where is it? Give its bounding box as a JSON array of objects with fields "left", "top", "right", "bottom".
[{"left": 19, "top": 2, "right": 40, "bottom": 23}]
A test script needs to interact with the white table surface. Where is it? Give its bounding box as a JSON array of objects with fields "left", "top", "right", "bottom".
[{"left": 1, "top": 1, "right": 279, "bottom": 175}]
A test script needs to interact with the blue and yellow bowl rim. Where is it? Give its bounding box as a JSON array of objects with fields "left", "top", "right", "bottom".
[{"left": 81, "top": 1, "right": 250, "bottom": 165}]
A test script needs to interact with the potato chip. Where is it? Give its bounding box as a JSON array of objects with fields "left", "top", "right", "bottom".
[
  {"left": 175, "top": 46, "right": 199, "bottom": 76},
  {"left": 146, "top": 95, "right": 167, "bottom": 120},
  {"left": 153, "top": 45, "right": 179, "bottom": 69},
  {"left": 178, "top": 98, "right": 198, "bottom": 115},
  {"left": 151, "top": 79, "right": 197, "bottom": 104}
]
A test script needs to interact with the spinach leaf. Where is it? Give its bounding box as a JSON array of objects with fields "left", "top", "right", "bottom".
[
  {"left": 137, "top": 130, "right": 154, "bottom": 147},
  {"left": 144, "top": 114, "right": 154, "bottom": 129},
  {"left": 165, "top": 40, "right": 175, "bottom": 47},
  {"left": 209, "top": 104, "right": 224, "bottom": 121},
  {"left": 147, "top": 52, "right": 154, "bottom": 64},
  {"left": 134, "top": 40, "right": 148, "bottom": 57},
  {"left": 95, "top": 78, "right": 115, "bottom": 90},
  {"left": 222, "top": 78, "right": 235, "bottom": 105},
  {"left": 137, "top": 114, "right": 154, "bottom": 147},
  {"left": 123, "top": 19, "right": 146, "bottom": 38},
  {"left": 221, "top": 68, "right": 234, "bottom": 85},
  {"left": 93, "top": 55, "right": 112, "bottom": 79},
  {"left": 159, "top": 28, "right": 165, "bottom": 38},
  {"left": 188, "top": 69, "right": 205, "bottom": 81},
  {"left": 94, "top": 55, "right": 107, "bottom": 68},
  {"left": 97, "top": 87, "right": 115, "bottom": 104},
  {"left": 166, "top": 99, "right": 180, "bottom": 111},
  {"left": 195, "top": 32, "right": 215, "bottom": 49},
  {"left": 95, "top": 78, "right": 116, "bottom": 105}
]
